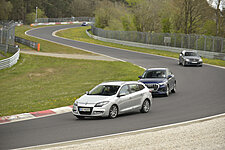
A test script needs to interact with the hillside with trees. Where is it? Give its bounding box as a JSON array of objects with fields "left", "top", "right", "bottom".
[{"left": 0, "top": 0, "right": 224, "bottom": 37}]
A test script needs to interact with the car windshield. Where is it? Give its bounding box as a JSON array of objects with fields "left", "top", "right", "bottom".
[
  {"left": 185, "top": 52, "right": 198, "bottom": 56},
  {"left": 88, "top": 85, "right": 120, "bottom": 96},
  {"left": 143, "top": 70, "right": 166, "bottom": 78}
]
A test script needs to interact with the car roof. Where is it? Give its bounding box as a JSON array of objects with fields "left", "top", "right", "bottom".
[{"left": 100, "top": 81, "right": 142, "bottom": 86}]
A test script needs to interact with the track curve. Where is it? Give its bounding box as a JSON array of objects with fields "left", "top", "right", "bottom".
[{"left": 0, "top": 25, "right": 225, "bottom": 149}]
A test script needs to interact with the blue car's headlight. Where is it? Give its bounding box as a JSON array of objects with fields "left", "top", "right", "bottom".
[
  {"left": 159, "top": 82, "right": 166, "bottom": 87},
  {"left": 95, "top": 101, "right": 109, "bottom": 107}
]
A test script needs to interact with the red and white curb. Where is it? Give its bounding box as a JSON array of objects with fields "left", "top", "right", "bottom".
[{"left": 0, "top": 105, "right": 73, "bottom": 124}]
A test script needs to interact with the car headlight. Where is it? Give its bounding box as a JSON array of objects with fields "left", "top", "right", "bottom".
[
  {"left": 159, "top": 82, "right": 166, "bottom": 86},
  {"left": 185, "top": 58, "right": 190, "bottom": 62},
  {"left": 199, "top": 58, "right": 203, "bottom": 62},
  {"left": 95, "top": 101, "right": 109, "bottom": 107},
  {"left": 74, "top": 101, "right": 78, "bottom": 106}
]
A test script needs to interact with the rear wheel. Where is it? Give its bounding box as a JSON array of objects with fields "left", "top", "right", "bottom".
[
  {"left": 108, "top": 105, "right": 118, "bottom": 119},
  {"left": 140, "top": 99, "right": 151, "bottom": 113}
]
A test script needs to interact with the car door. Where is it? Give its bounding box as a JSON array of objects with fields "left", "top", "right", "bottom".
[
  {"left": 117, "top": 85, "right": 133, "bottom": 113},
  {"left": 128, "top": 84, "right": 143, "bottom": 109}
]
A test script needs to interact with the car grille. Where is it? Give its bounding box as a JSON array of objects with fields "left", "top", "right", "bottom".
[
  {"left": 145, "top": 83, "right": 159, "bottom": 90},
  {"left": 190, "top": 58, "right": 199, "bottom": 61},
  {"left": 78, "top": 107, "right": 93, "bottom": 115}
]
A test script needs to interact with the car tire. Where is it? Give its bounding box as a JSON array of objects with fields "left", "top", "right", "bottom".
[
  {"left": 165, "top": 85, "right": 170, "bottom": 97},
  {"left": 140, "top": 99, "right": 151, "bottom": 113},
  {"left": 182, "top": 61, "right": 186, "bottom": 66},
  {"left": 171, "top": 82, "right": 176, "bottom": 93},
  {"left": 75, "top": 116, "right": 85, "bottom": 120},
  {"left": 178, "top": 60, "right": 181, "bottom": 65},
  {"left": 108, "top": 105, "right": 118, "bottom": 119}
]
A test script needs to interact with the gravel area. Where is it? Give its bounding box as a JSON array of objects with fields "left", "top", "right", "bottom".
[{"left": 30, "top": 115, "right": 225, "bottom": 150}]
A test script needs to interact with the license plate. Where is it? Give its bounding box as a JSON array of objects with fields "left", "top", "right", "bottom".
[
  {"left": 192, "top": 62, "right": 197, "bottom": 63},
  {"left": 79, "top": 108, "right": 90, "bottom": 112}
]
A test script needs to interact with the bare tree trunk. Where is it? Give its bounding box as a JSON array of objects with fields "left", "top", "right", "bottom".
[{"left": 216, "top": 0, "right": 221, "bottom": 36}]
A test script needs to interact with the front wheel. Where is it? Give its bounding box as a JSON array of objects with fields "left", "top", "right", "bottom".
[
  {"left": 165, "top": 85, "right": 170, "bottom": 97},
  {"left": 171, "top": 83, "right": 176, "bottom": 93},
  {"left": 108, "top": 105, "right": 118, "bottom": 119},
  {"left": 182, "top": 61, "right": 186, "bottom": 66},
  {"left": 140, "top": 99, "right": 151, "bottom": 113}
]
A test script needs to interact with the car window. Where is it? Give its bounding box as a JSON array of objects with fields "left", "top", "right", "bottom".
[
  {"left": 144, "top": 70, "right": 166, "bottom": 78},
  {"left": 119, "top": 85, "right": 130, "bottom": 96},
  {"left": 185, "top": 52, "right": 197, "bottom": 56},
  {"left": 138, "top": 84, "right": 145, "bottom": 90},
  {"left": 129, "top": 84, "right": 140, "bottom": 93},
  {"left": 89, "top": 85, "right": 120, "bottom": 96}
]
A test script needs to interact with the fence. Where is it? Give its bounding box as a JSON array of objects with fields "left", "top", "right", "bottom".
[
  {"left": 15, "top": 36, "right": 40, "bottom": 51},
  {"left": 0, "top": 44, "right": 20, "bottom": 70},
  {"left": 37, "top": 17, "right": 95, "bottom": 23},
  {"left": 91, "top": 26, "right": 225, "bottom": 53},
  {"left": 0, "top": 21, "right": 16, "bottom": 53},
  {"left": 0, "top": 21, "right": 20, "bottom": 70}
]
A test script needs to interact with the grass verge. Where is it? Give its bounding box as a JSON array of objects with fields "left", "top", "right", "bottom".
[
  {"left": 56, "top": 26, "right": 225, "bottom": 67},
  {"left": 0, "top": 54, "right": 143, "bottom": 117}
]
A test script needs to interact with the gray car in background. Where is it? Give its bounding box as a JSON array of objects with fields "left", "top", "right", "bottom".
[
  {"left": 178, "top": 50, "right": 203, "bottom": 66},
  {"left": 72, "top": 81, "right": 152, "bottom": 119}
]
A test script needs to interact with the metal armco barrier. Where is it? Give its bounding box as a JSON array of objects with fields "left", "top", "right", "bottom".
[
  {"left": 15, "top": 36, "right": 40, "bottom": 51},
  {"left": 0, "top": 44, "right": 20, "bottom": 70}
]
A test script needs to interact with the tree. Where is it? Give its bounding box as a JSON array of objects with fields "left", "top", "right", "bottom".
[
  {"left": 0, "top": 0, "right": 12, "bottom": 20},
  {"left": 208, "top": 0, "right": 225, "bottom": 37},
  {"left": 170, "top": 0, "right": 212, "bottom": 34}
]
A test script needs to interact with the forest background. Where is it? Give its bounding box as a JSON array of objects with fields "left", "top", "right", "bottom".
[{"left": 0, "top": 0, "right": 224, "bottom": 37}]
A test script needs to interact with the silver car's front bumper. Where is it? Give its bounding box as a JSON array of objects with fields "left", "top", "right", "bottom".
[{"left": 72, "top": 104, "right": 110, "bottom": 117}]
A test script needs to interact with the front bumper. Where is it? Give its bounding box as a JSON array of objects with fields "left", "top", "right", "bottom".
[
  {"left": 185, "top": 61, "right": 202, "bottom": 66},
  {"left": 72, "top": 104, "right": 109, "bottom": 117}
]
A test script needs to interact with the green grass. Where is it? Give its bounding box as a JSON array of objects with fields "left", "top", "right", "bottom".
[
  {"left": 0, "top": 54, "right": 143, "bottom": 116},
  {"left": 0, "top": 50, "right": 14, "bottom": 60},
  {"left": 15, "top": 25, "right": 94, "bottom": 55},
  {"left": 56, "top": 26, "right": 225, "bottom": 67}
]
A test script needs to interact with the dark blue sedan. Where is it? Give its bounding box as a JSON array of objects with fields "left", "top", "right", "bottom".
[{"left": 138, "top": 68, "right": 176, "bottom": 96}]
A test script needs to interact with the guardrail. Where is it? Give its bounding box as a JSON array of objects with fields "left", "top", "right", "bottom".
[
  {"left": 87, "top": 29, "right": 225, "bottom": 61},
  {"left": 36, "top": 17, "right": 94, "bottom": 23},
  {"left": 15, "top": 36, "right": 40, "bottom": 51},
  {"left": 0, "top": 44, "right": 20, "bottom": 70},
  {"left": 91, "top": 26, "right": 225, "bottom": 54}
]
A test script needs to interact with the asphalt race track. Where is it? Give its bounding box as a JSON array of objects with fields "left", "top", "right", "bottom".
[{"left": 1, "top": 25, "right": 225, "bottom": 149}]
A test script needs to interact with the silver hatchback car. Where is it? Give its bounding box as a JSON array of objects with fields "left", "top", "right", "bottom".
[{"left": 72, "top": 81, "right": 152, "bottom": 119}]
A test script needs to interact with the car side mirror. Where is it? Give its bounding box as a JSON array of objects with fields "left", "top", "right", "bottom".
[
  {"left": 167, "top": 75, "right": 172, "bottom": 79},
  {"left": 118, "top": 93, "right": 126, "bottom": 97},
  {"left": 179, "top": 54, "right": 182, "bottom": 56},
  {"left": 138, "top": 76, "right": 142, "bottom": 79},
  {"left": 85, "top": 91, "right": 89, "bottom": 94}
]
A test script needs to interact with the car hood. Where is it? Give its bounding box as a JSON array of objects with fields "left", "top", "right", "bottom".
[
  {"left": 139, "top": 78, "right": 167, "bottom": 84},
  {"left": 76, "top": 94, "right": 113, "bottom": 104}
]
